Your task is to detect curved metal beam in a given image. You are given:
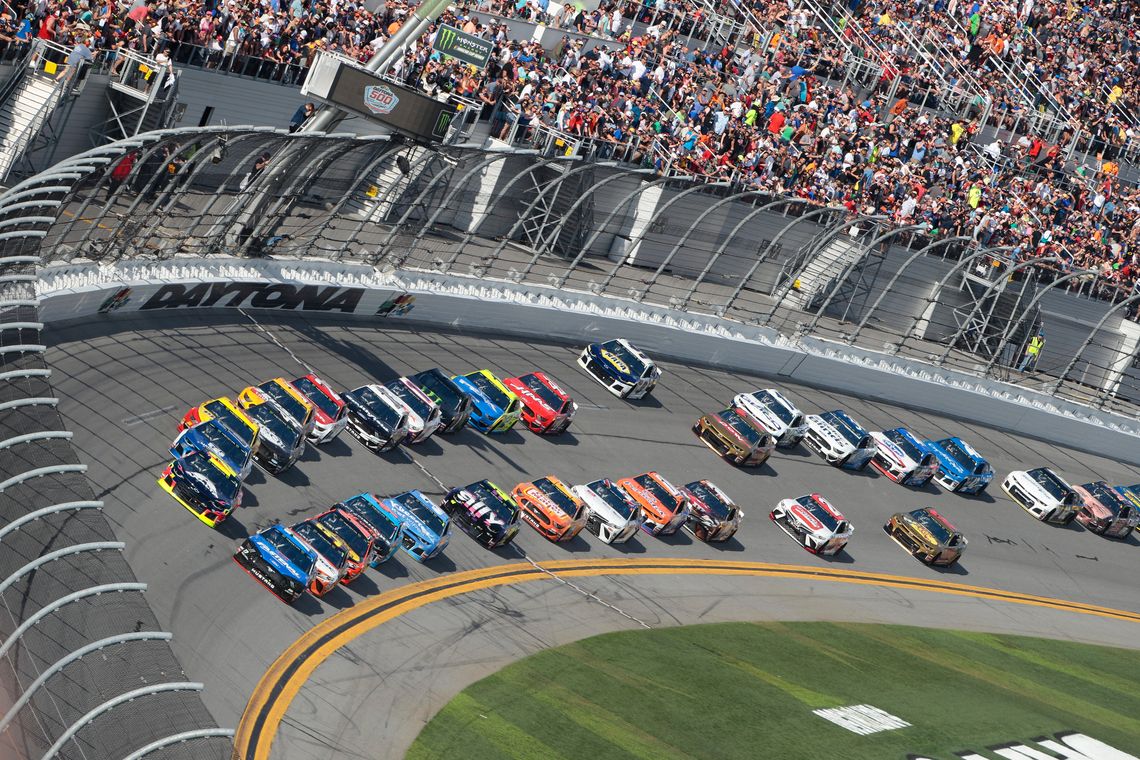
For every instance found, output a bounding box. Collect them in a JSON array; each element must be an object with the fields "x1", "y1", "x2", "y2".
[
  {"x1": 0, "y1": 541, "x2": 122, "y2": 596},
  {"x1": 0, "y1": 501, "x2": 102, "y2": 543},
  {"x1": 41, "y1": 682, "x2": 204, "y2": 760},
  {"x1": 121, "y1": 728, "x2": 237, "y2": 760},
  {"x1": 0, "y1": 430, "x2": 72, "y2": 450},
  {"x1": 1050, "y1": 287, "x2": 1140, "y2": 394},
  {"x1": 0, "y1": 582, "x2": 146, "y2": 659},
  {"x1": 0, "y1": 396, "x2": 56, "y2": 411},
  {"x1": 0, "y1": 463, "x2": 87, "y2": 492}
]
